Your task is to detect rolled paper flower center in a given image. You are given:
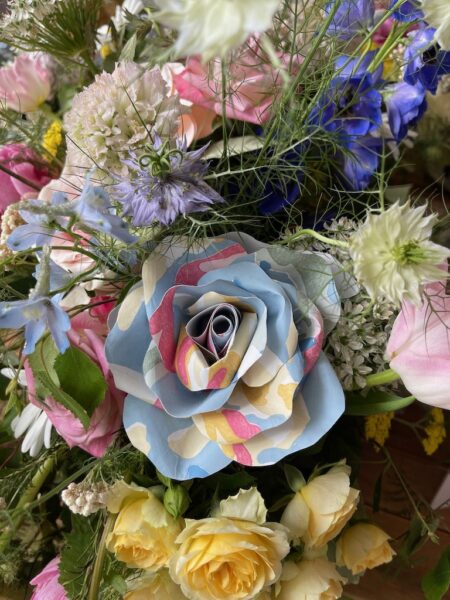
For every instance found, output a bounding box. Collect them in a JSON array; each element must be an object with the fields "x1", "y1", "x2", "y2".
[{"x1": 186, "y1": 303, "x2": 242, "y2": 363}]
